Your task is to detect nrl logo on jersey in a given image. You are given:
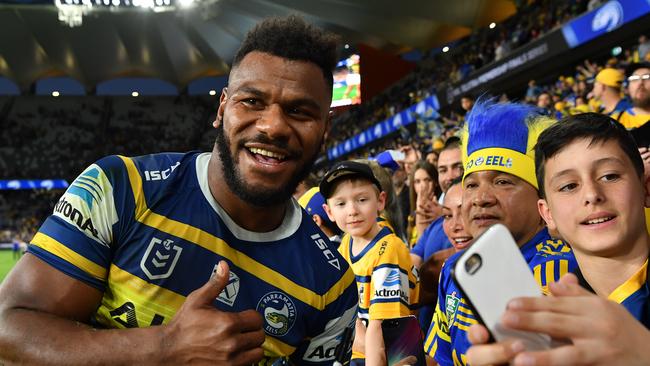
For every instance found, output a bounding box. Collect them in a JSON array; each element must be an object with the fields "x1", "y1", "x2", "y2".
[
  {"x1": 446, "y1": 291, "x2": 460, "y2": 326},
  {"x1": 257, "y1": 292, "x2": 296, "y2": 337},
  {"x1": 140, "y1": 237, "x2": 182, "y2": 280},
  {"x1": 212, "y1": 264, "x2": 240, "y2": 307}
]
